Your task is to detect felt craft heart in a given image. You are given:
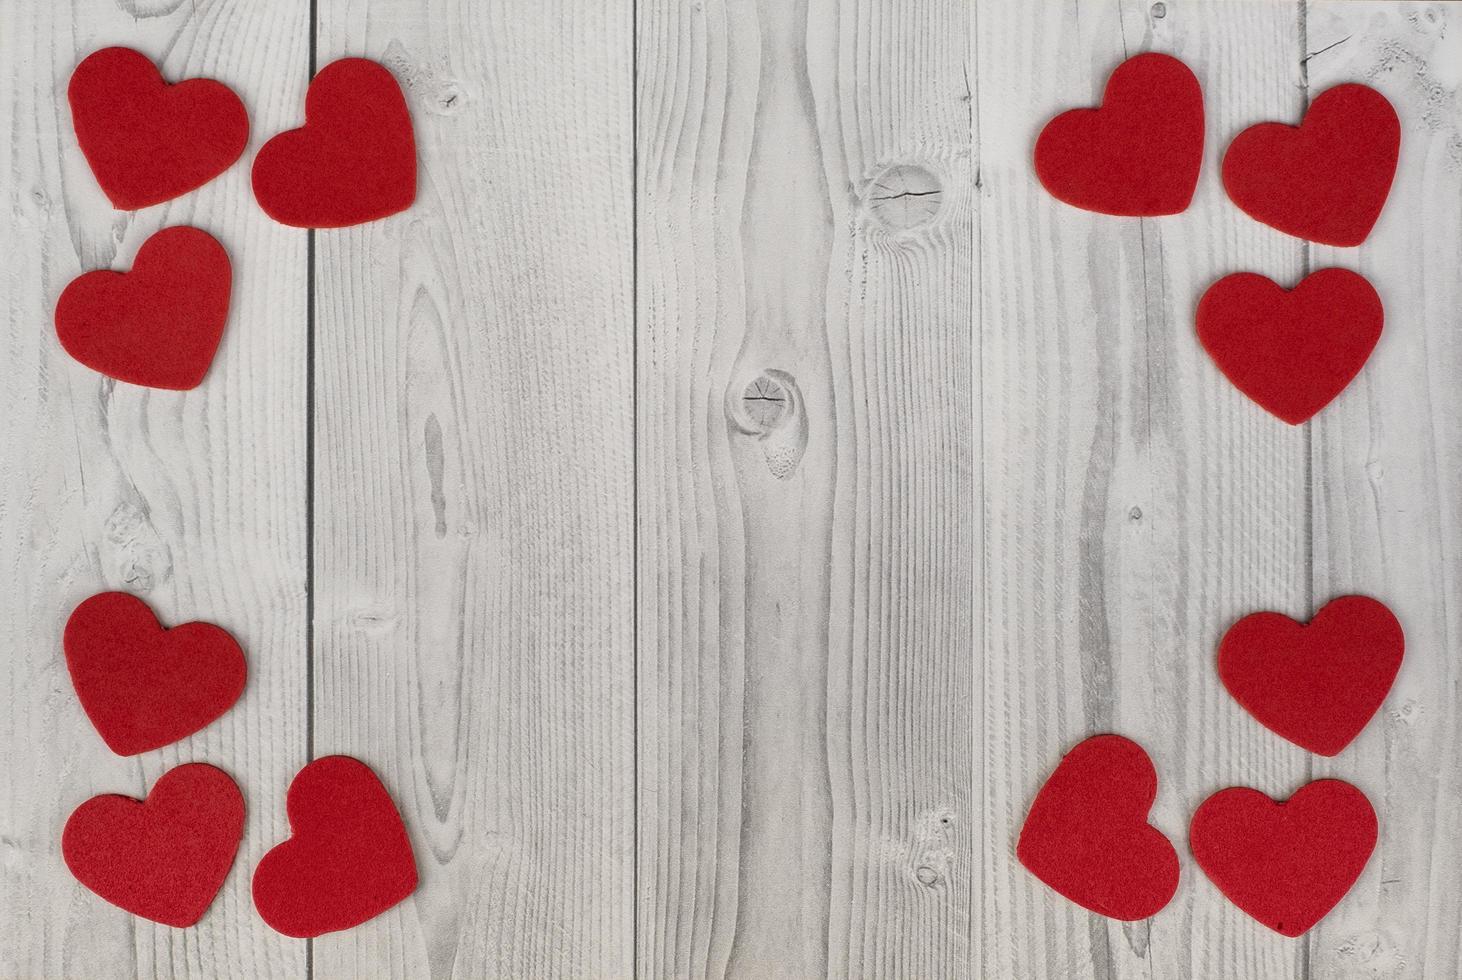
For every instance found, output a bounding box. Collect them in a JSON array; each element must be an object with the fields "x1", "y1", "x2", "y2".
[
  {"x1": 55, "y1": 226, "x2": 233, "y2": 391},
  {"x1": 69, "y1": 47, "x2": 249, "y2": 210},
  {"x1": 64, "y1": 591, "x2": 246, "y2": 756},
  {"x1": 1034, "y1": 52, "x2": 1204, "y2": 216},
  {"x1": 62, "y1": 763, "x2": 244, "y2": 927},
  {"x1": 252, "y1": 58, "x2": 416, "y2": 228},
  {"x1": 1197, "y1": 268, "x2": 1382, "y2": 425},
  {"x1": 1017, "y1": 734, "x2": 1180, "y2": 920},
  {"x1": 253, "y1": 756, "x2": 418, "y2": 937},
  {"x1": 1223, "y1": 84, "x2": 1400, "y2": 246},
  {"x1": 1219, "y1": 595, "x2": 1403, "y2": 757},
  {"x1": 1190, "y1": 780, "x2": 1377, "y2": 937}
]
